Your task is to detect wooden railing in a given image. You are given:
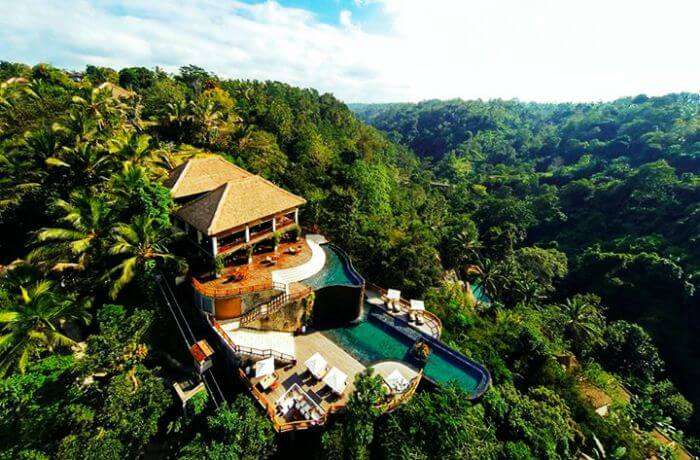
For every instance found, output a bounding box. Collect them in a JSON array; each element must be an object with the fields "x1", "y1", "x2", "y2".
[
  {"x1": 238, "y1": 367, "x2": 328, "y2": 432},
  {"x1": 366, "y1": 282, "x2": 443, "y2": 338},
  {"x1": 380, "y1": 370, "x2": 422, "y2": 413},
  {"x1": 210, "y1": 318, "x2": 296, "y2": 363},
  {"x1": 192, "y1": 276, "x2": 273, "y2": 298}
]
